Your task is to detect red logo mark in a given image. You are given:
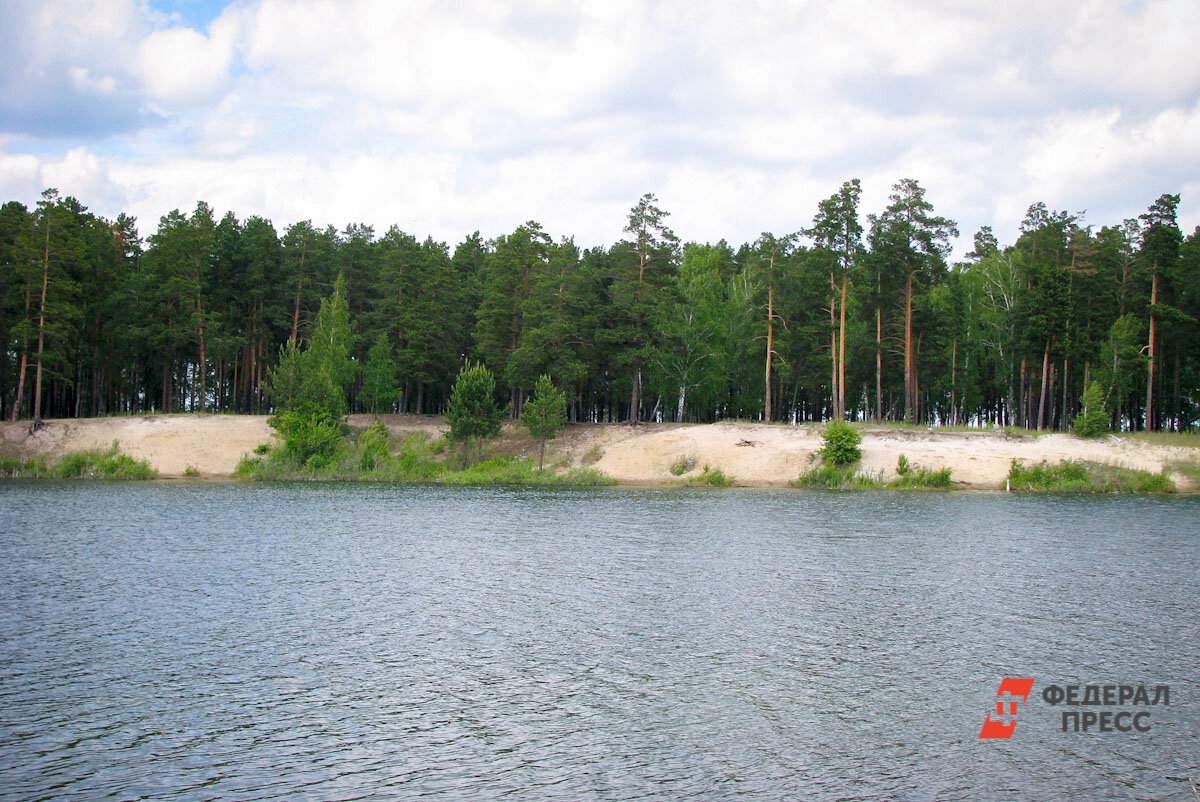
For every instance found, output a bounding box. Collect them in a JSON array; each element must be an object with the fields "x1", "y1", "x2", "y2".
[{"x1": 979, "y1": 678, "x2": 1035, "y2": 739}]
